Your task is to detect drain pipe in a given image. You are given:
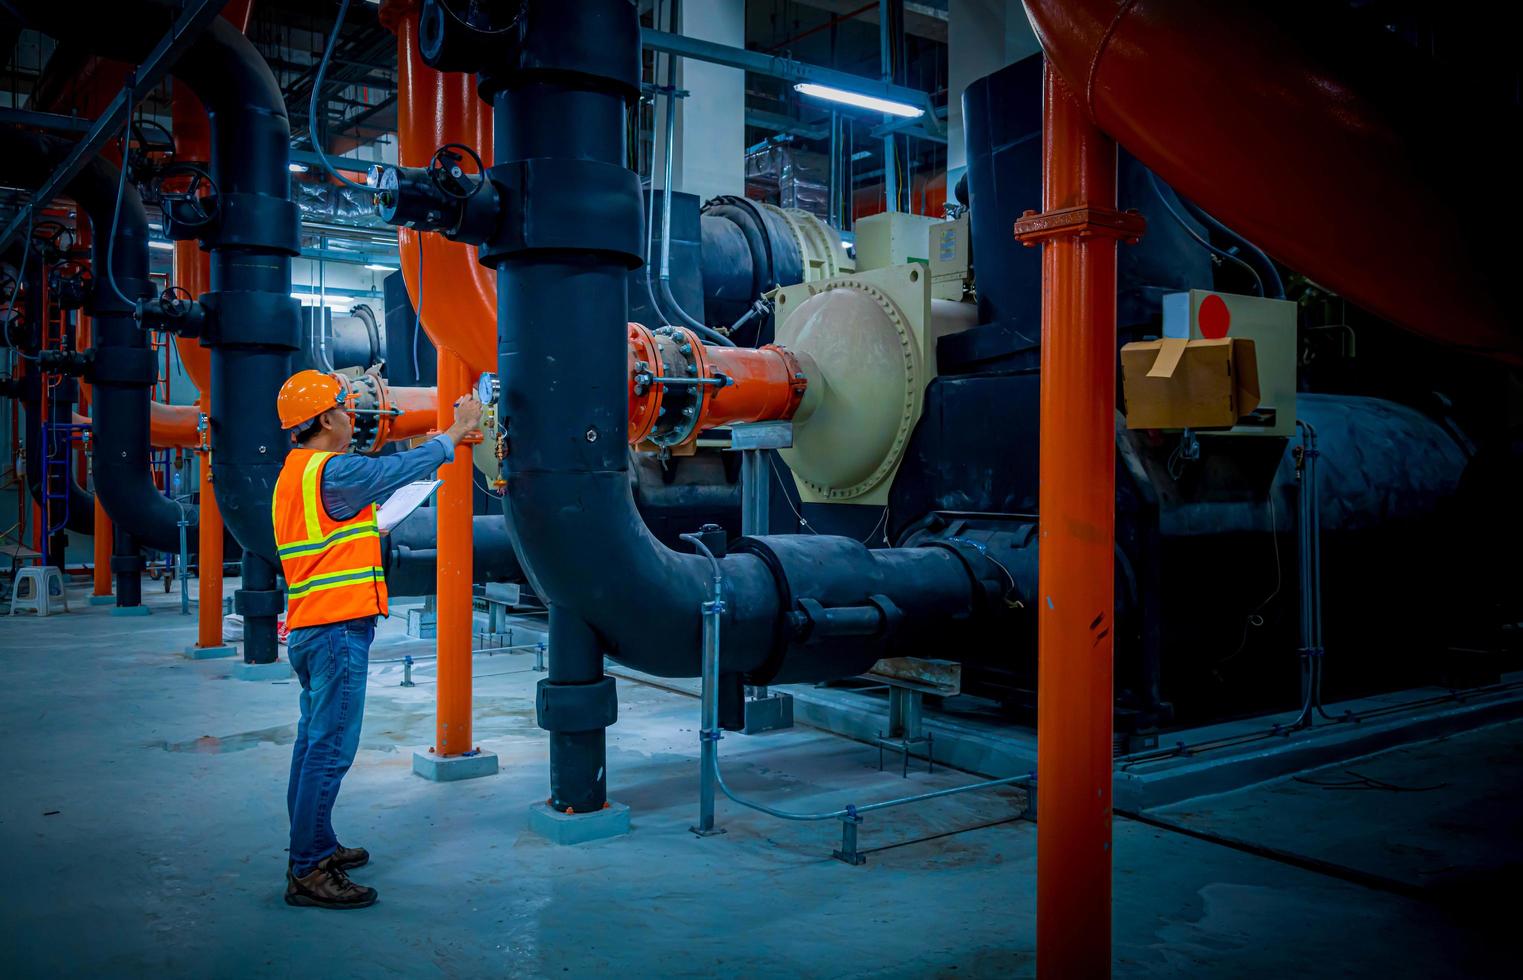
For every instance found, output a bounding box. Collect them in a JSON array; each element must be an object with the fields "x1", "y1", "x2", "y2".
[{"x1": 1293, "y1": 419, "x2": 1324, "y2": 727}]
